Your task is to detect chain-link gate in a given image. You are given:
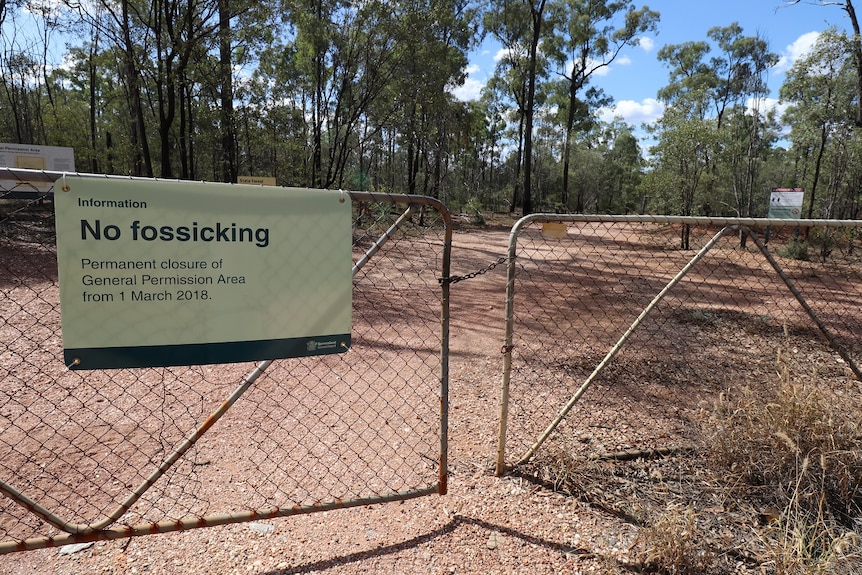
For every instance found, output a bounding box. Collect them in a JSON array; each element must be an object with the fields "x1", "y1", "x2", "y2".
[
  {"x1": 0, "y1": 168, "x2": 451, "y2": 552},
  {"x1": 496, "y1": 215, "x2": 862, "y2": 475}
]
